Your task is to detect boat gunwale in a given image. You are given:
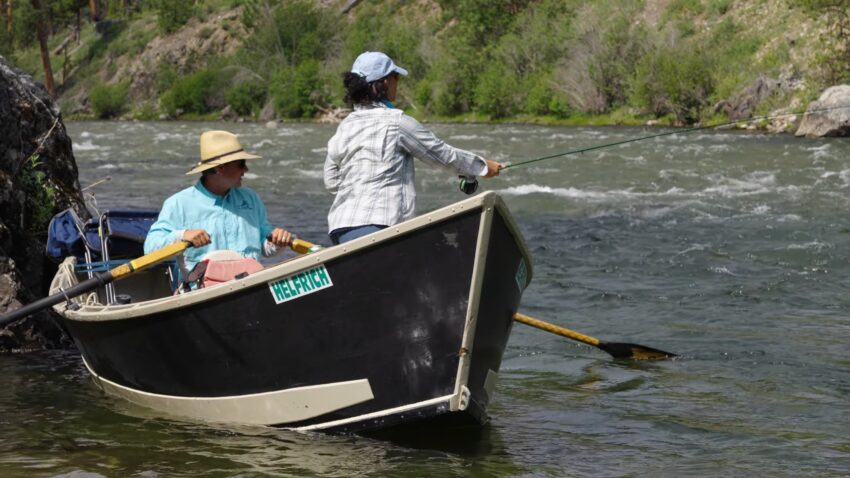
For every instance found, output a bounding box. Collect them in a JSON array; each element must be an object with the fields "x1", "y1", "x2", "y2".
[{"x1": 52, "y1": 191, "x2": 533, "y2": 322}]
